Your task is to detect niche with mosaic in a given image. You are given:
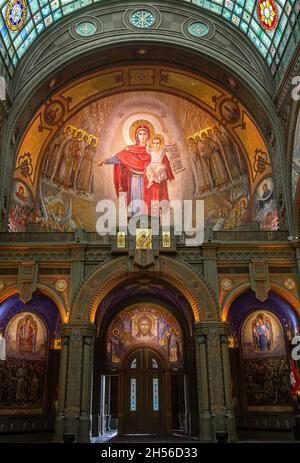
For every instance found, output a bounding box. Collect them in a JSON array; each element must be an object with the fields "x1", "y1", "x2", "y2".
[{"x1": 106, "y1": 304, "x2": 183, "y2": 369}]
